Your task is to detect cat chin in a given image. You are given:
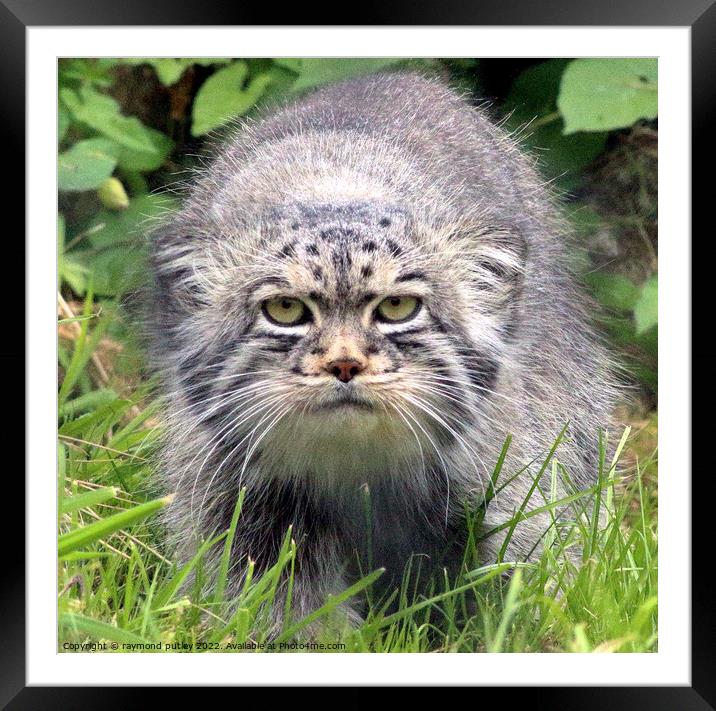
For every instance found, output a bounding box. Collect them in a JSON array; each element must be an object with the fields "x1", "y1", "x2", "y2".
[
  {"x1": 258, "y1": 407, "x2": 428, "y2": 486},
  {"x1": 277, "y1": 405, "x2": 396, "y2": 444},
  {"x1": 305, "y1": 401, "x2": 379, "y2": 424}
]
